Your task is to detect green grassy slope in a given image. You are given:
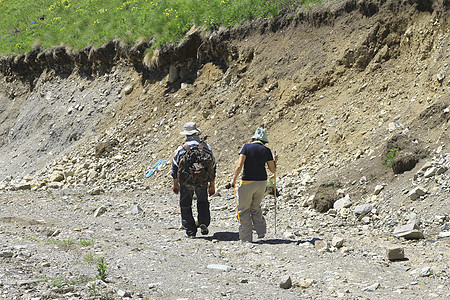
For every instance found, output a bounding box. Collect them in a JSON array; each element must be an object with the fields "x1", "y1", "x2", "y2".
[{"x1": 0, "y1": 0, "x2": 320, "y2": 56}]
